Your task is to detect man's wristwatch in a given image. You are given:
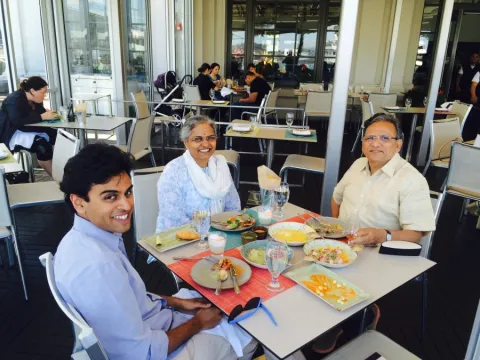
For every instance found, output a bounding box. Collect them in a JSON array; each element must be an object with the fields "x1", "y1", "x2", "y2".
[{"x1": 385, "y1": 230, "x2": 392, "y2": 241}]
